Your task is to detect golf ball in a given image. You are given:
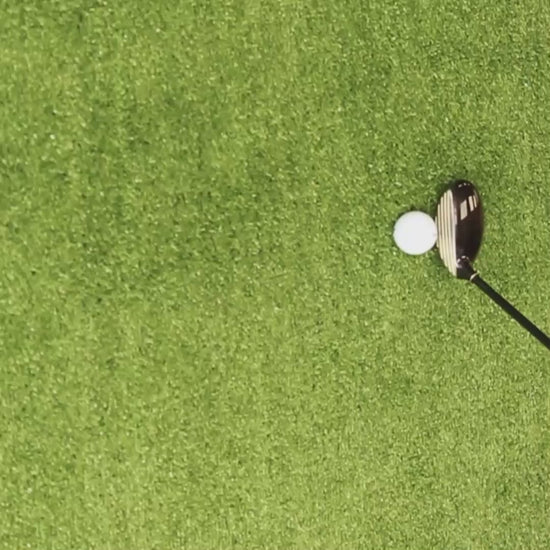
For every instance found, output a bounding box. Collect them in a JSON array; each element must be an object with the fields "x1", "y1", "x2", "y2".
[{"x1": 393, "y1": 211, "x2": 437, "y2": 255}]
